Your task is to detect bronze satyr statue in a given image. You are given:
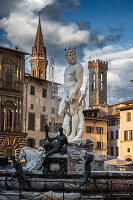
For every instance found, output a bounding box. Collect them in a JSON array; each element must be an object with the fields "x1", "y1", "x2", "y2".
[
  {"x1": 38, "y1": 126, "x2": 68, "y2": 172},
  {"x1": 80, "y1": 154, "x2": 94, "y2": 187},
  {"x1": 11, "y1": 156, "x2": 30, "y2": 186}
]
